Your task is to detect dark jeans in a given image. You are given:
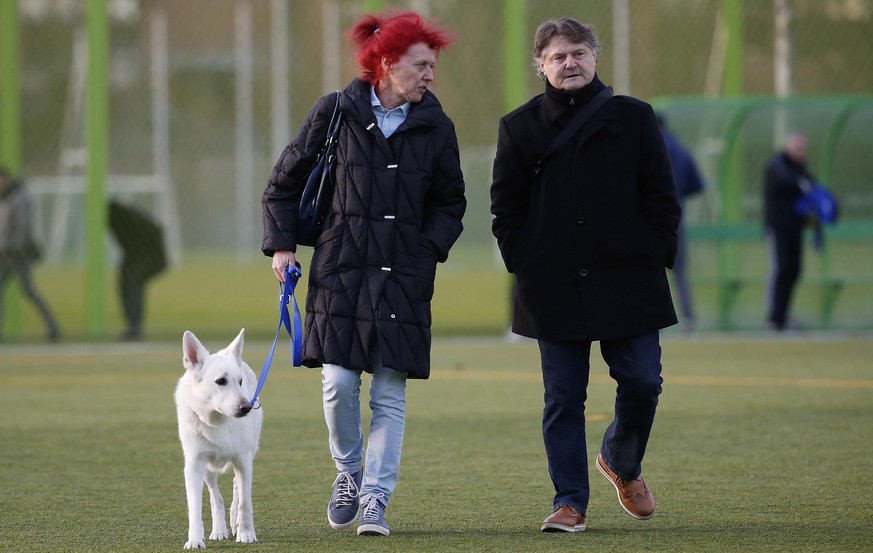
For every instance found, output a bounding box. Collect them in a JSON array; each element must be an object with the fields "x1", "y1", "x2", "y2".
[
  {"x1": 119, "y1": 258, "x2": 153, "y2": 338},
  {"x1": 538, "y1": 332, "x2": 663, "y2": 515},
  {"x1": 766, "y1": 226, "x2": 803, "y2": 329},
  {"x1": 0, "y1": 257, "x2": 59, "y2": 339},
  {"x1": 672, "y1": 223, "x2": 694, "y2": 322}
]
